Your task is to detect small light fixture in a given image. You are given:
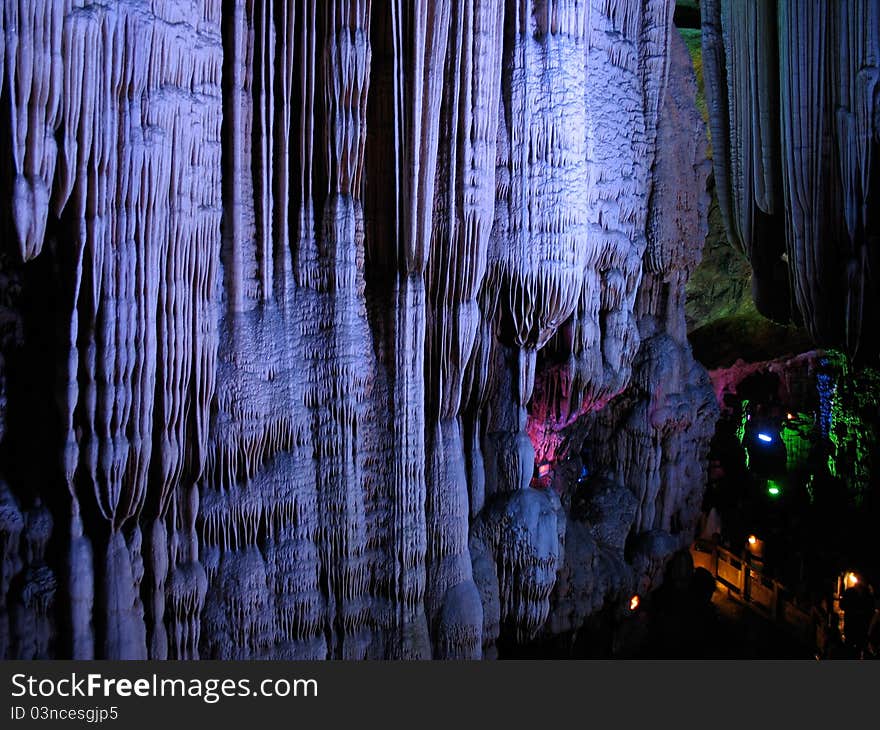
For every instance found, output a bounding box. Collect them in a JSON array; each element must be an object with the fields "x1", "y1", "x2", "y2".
[
  {"x1": 768, "y1": 485, "x2": 781, "y2": 496},
  {"x1": 787, "y1": 412, "x2": 794, "y2": 420},
  {"x1": 845, "y1": 572, "x2": 859, "y2": 589},
  {"x1": 757, "y1": 433, "x2": 773, "y2": 443},
  {"x1": 629, "y1": 595, "x2": 640, "y2": 611},
  {"x1": 748, "y1": 535, "x2": 757, "y2": 546}
]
